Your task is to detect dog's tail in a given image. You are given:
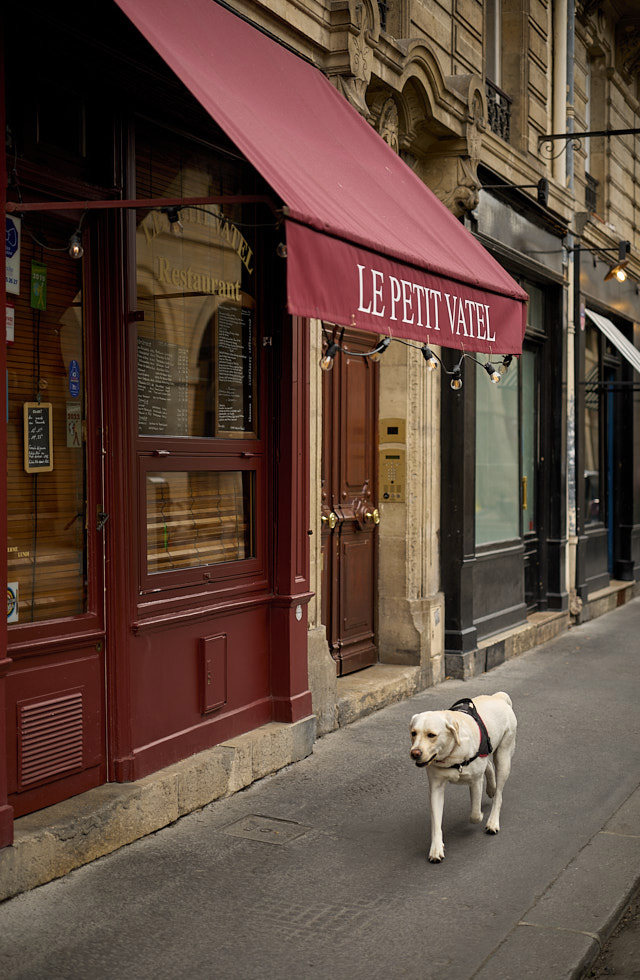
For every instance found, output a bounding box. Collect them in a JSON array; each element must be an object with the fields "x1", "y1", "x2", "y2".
[{"x1": 494, "y1": 691, "x2": 512, "y2": 707}]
